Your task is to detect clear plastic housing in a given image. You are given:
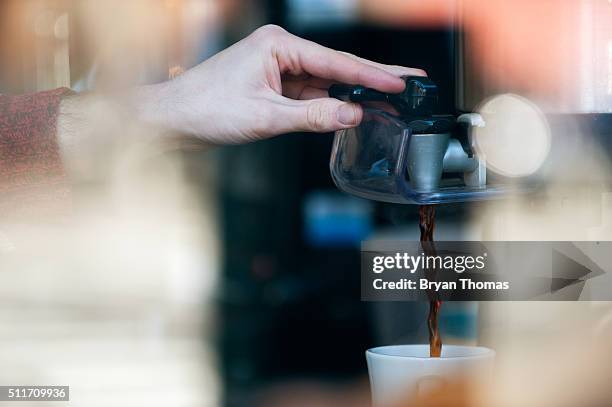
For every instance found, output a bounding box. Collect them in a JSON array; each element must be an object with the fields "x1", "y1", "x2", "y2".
[{"x1": 329, "y1": 109, "x2": 520, "y2": 204}]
